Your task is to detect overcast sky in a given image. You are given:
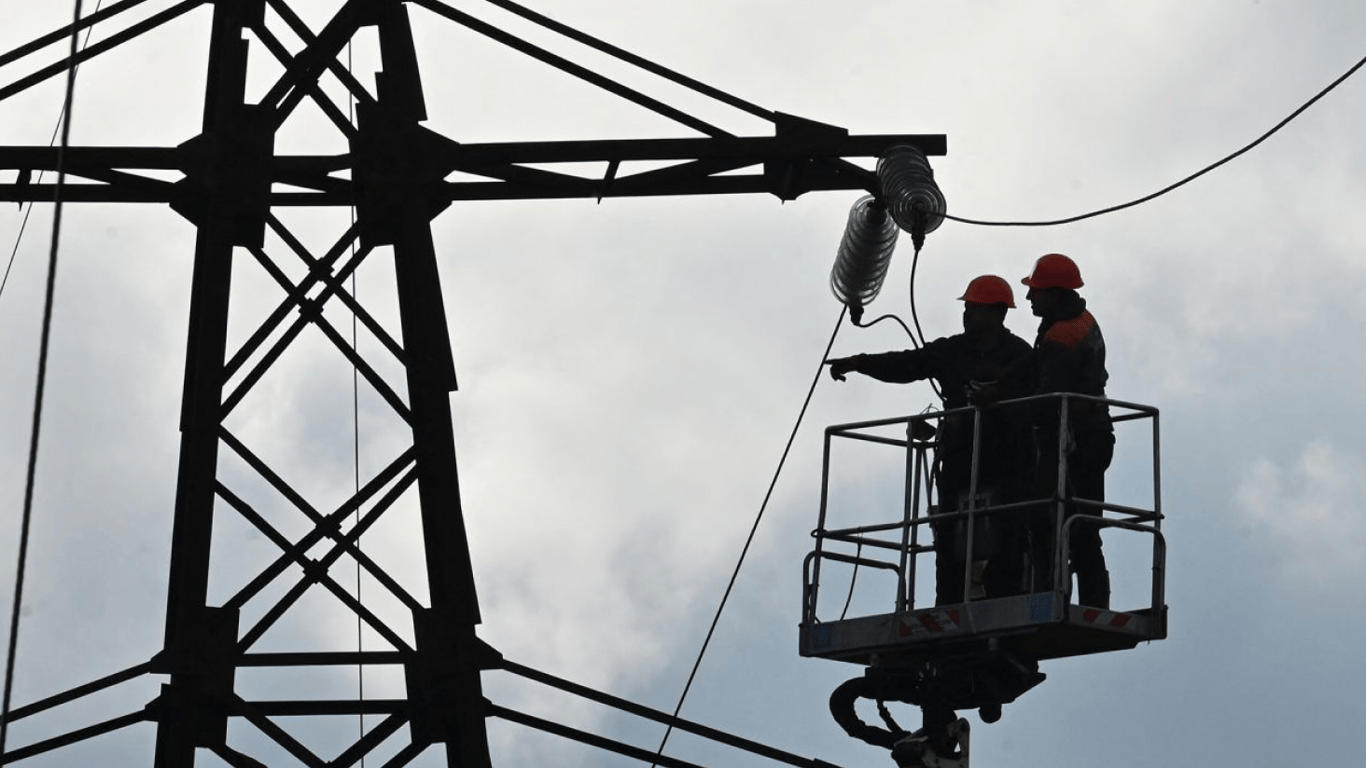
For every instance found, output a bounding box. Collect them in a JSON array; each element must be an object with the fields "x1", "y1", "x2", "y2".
[{"x1": 3, "y1": 1, "x2": 1366, "y2": 766}]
